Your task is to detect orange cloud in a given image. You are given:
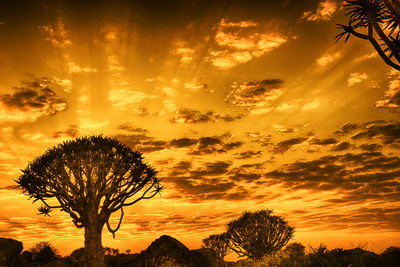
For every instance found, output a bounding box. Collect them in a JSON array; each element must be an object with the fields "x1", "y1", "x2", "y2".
[
  {"x1": 38, "y1": 17, "x2": 72, "y2": 47},
  {"x1": 347, "y1": 72, "x2": 368, "y2": 86},
  {"x1": 208, "y1": 19, "x2": 287, "y2": 69},
  {"x1": 301, "y1": 0, "x2": 338, "y2": 22}
]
